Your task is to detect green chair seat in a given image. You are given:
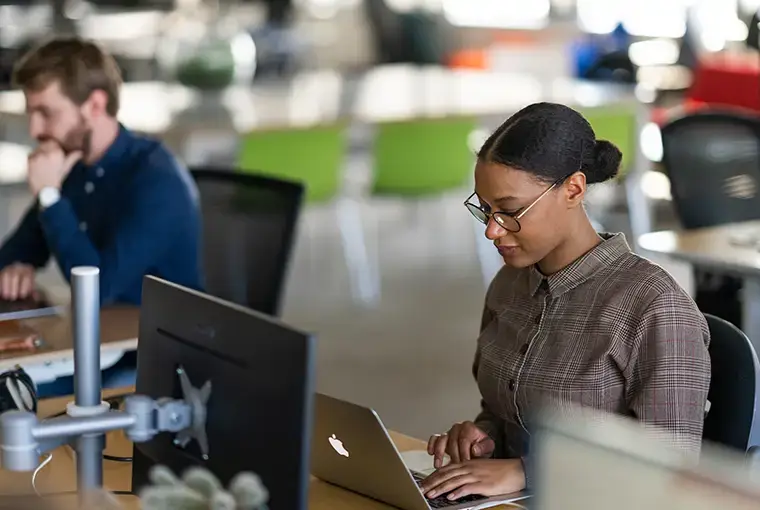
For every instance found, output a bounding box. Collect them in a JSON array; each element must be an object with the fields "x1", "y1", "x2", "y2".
[
  {"x1": 372, "y1": 116, "x2": 478, "y2": 196},
  {"x1": 237, "y1": 124, "x2": 347, "y2": 203}
]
